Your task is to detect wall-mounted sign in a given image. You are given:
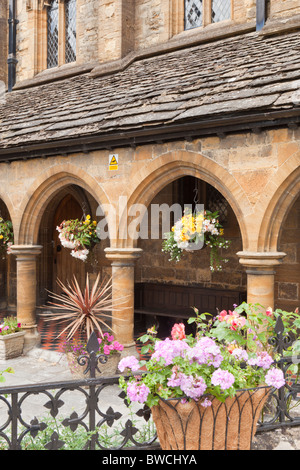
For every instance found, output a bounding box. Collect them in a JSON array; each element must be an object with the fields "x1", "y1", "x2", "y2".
[{"x1": 109, "y1": 154, "x2": 118, "y2": 171}]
